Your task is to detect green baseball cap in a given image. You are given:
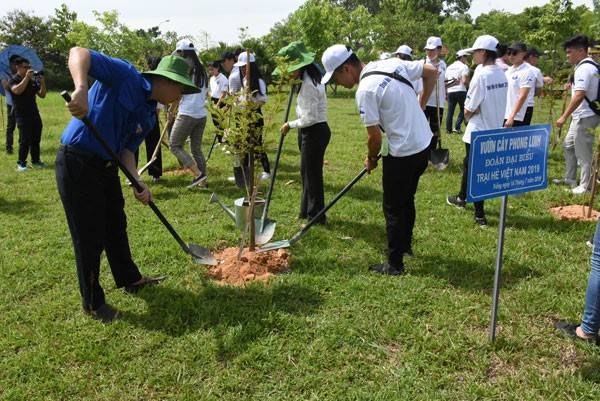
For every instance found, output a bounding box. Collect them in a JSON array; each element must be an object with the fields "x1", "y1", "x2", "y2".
[
  {"x1": 142, "y1": 55, "x2": 200, "y2": 94},
  {"x1": 272, "y1": 41, "x2": 316, "y2": 76}
]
